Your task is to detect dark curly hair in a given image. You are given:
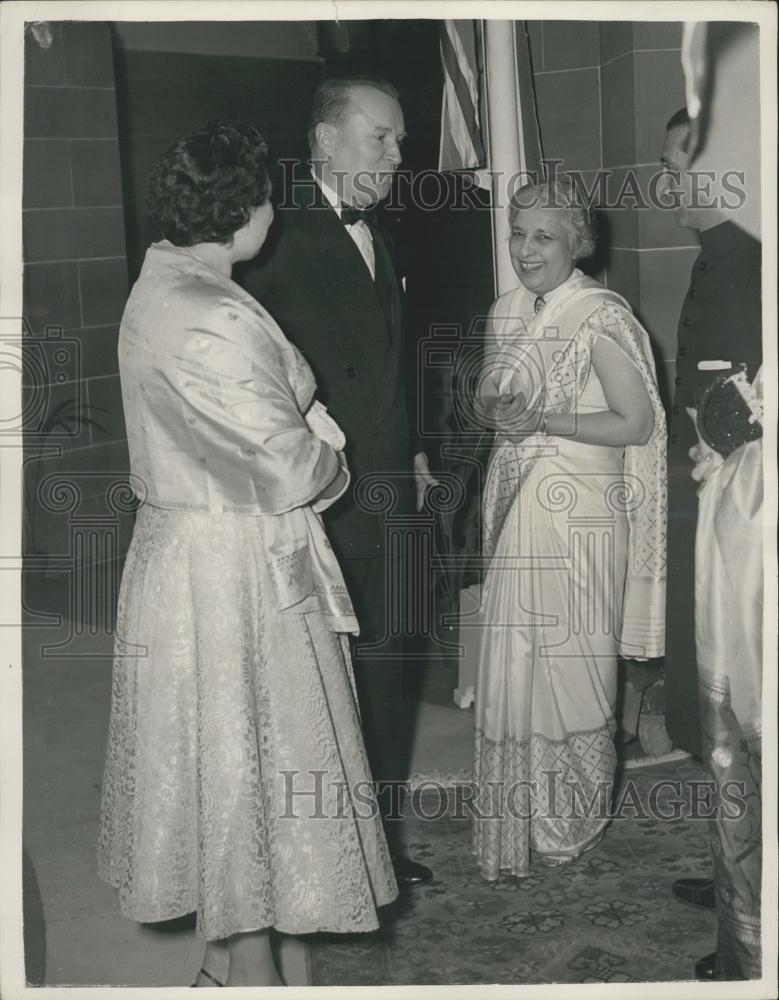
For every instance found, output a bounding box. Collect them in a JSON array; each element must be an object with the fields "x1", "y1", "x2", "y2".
[{"x1": 148, "y1": 121, "x2": 271, "y2": 246}]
